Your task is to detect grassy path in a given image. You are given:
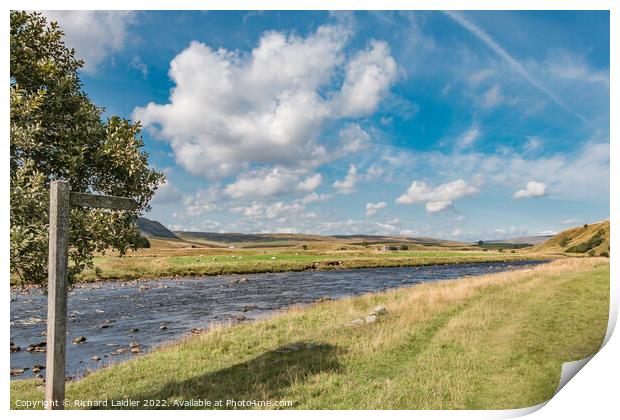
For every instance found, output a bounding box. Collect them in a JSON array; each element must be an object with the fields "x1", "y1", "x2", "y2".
[{"x1": 11, "y1": 258, "x2": 608, "y2": 409}]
